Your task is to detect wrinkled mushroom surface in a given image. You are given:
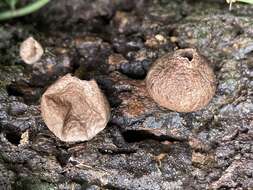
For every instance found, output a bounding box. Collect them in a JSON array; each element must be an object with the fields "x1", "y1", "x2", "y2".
[
  {"x1": 41, "y1": 74, "x2": 110, "y2": 142},
  {"x1": 146, "y1": 48, "x2": 216, "y2": 112},
  {"x1": 20, "y1": 36, "x2": 44, "y2": 64}
]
